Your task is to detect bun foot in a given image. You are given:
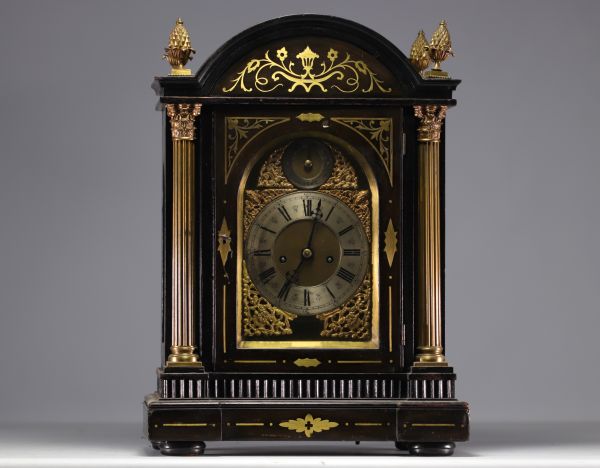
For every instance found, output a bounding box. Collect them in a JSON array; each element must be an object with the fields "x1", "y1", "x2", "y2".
[
  {"x1": 409, "y1": 442, "x2": 455, "y2": 456},
  {"x1": 158, "y1": 441, "x2": 206, "y2": 456}
]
